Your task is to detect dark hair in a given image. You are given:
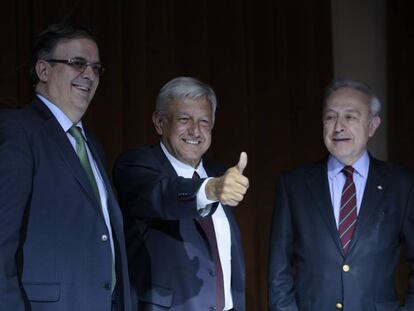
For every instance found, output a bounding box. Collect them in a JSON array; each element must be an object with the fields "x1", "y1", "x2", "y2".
[{"x1": 30, "y1": 22, "x2": 97, "y2": 85}]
